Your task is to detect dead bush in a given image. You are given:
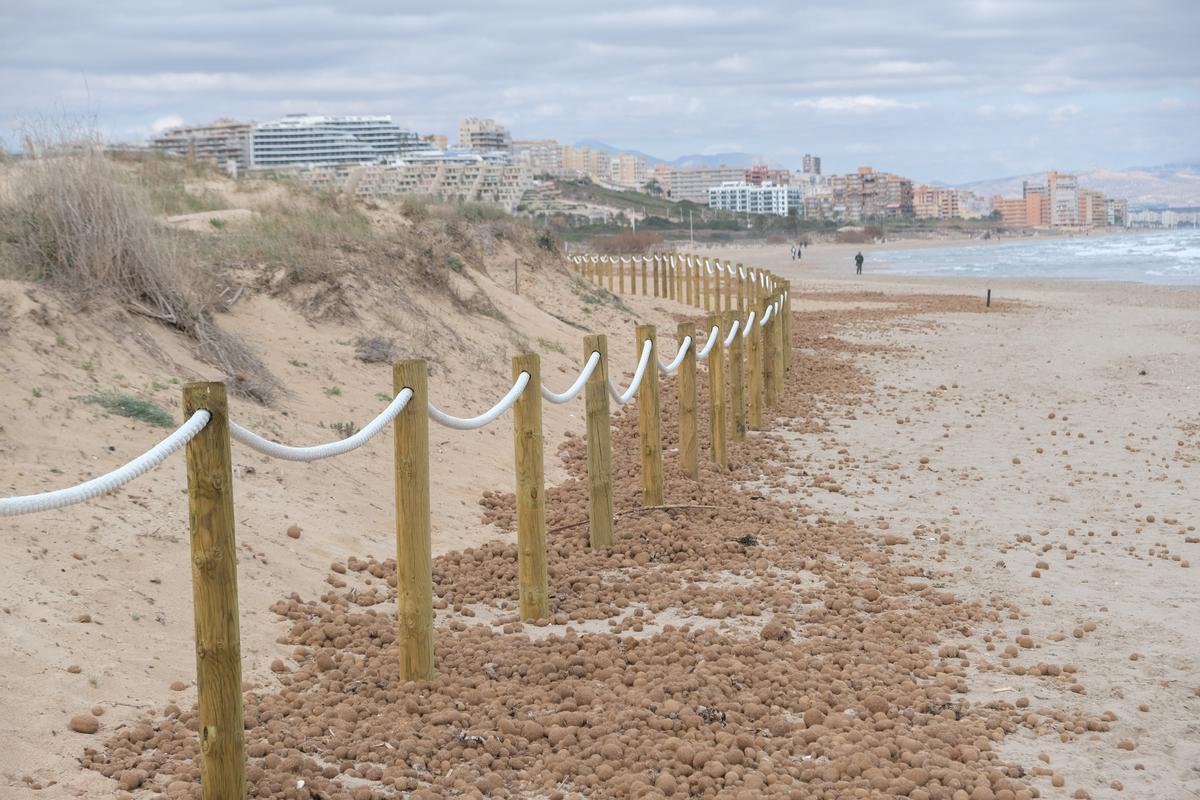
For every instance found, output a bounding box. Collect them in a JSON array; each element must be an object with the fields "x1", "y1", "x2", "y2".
[
  {"x1": 0, "y1": 143, "x2": 280, "y2": 402},
  {"x1": 354, "y1": 336, "x2": 397, "y2": 363},
  {"x1": 590, "y1": 230, "x2": 664, "y2": 255}
]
